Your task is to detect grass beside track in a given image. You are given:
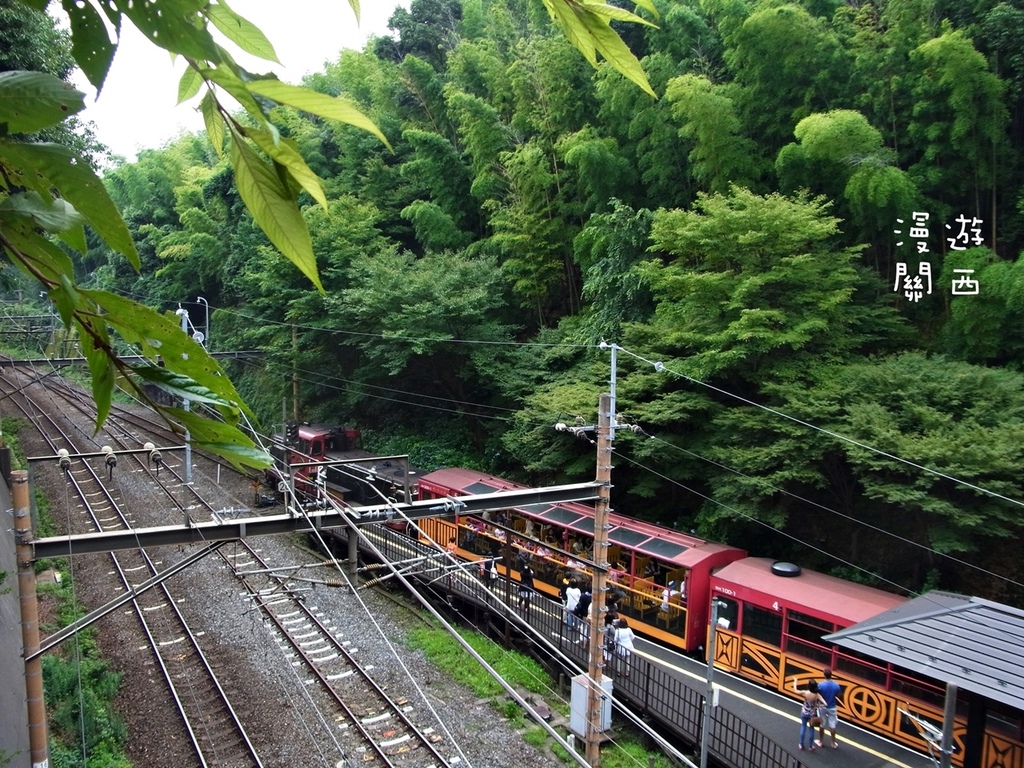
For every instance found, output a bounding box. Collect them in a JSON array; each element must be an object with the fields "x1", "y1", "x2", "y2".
[{"x1": 406, "y1": 623, "x2": 677, "y2": 768}]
